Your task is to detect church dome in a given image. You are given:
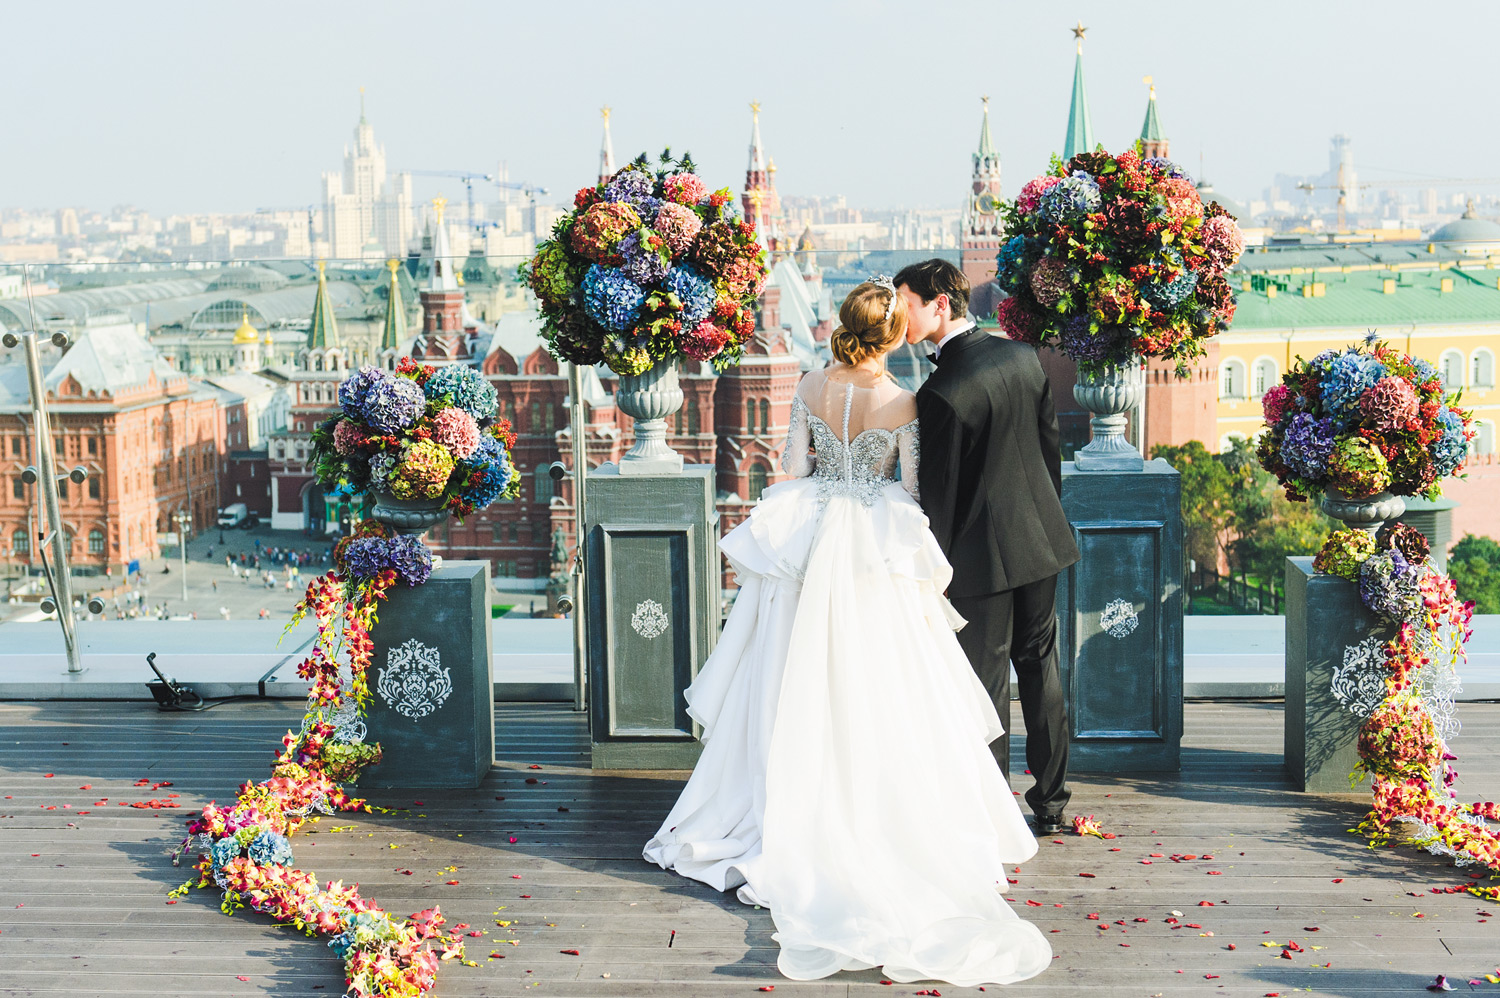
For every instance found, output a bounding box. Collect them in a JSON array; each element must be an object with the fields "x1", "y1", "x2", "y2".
[
  {"x1": 1430, "y1": 201, "x2": 1500, "y2": 253},
  {"x1": 232, "y1": 311, "x2": 259, "y2": 345},
  {"x1": 1196, "y1": 179, "x2": 1248, "y2": 222}
]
